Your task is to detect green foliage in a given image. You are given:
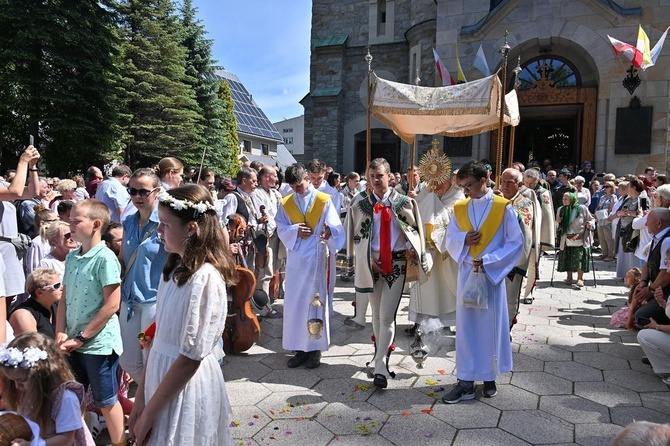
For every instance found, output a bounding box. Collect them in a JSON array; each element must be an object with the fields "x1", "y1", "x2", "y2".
[
  {"x1": 0, "y1": 0, "x2": 122, "y2": 175},
  {"x1": 218, "y1": 81, "x2": 241, "y2": 178}
]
